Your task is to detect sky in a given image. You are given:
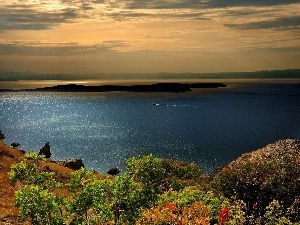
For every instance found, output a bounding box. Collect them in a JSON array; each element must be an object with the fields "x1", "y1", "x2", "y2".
[{"x1": 0, "y1": 0, "x2": 299, "y2": 75}]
